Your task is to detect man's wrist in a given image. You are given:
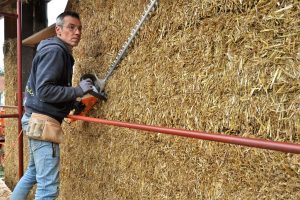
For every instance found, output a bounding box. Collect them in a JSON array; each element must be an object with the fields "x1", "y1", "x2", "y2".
[{"x1": 74, "y1": 87, "x2": 84, "y2": 97}]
